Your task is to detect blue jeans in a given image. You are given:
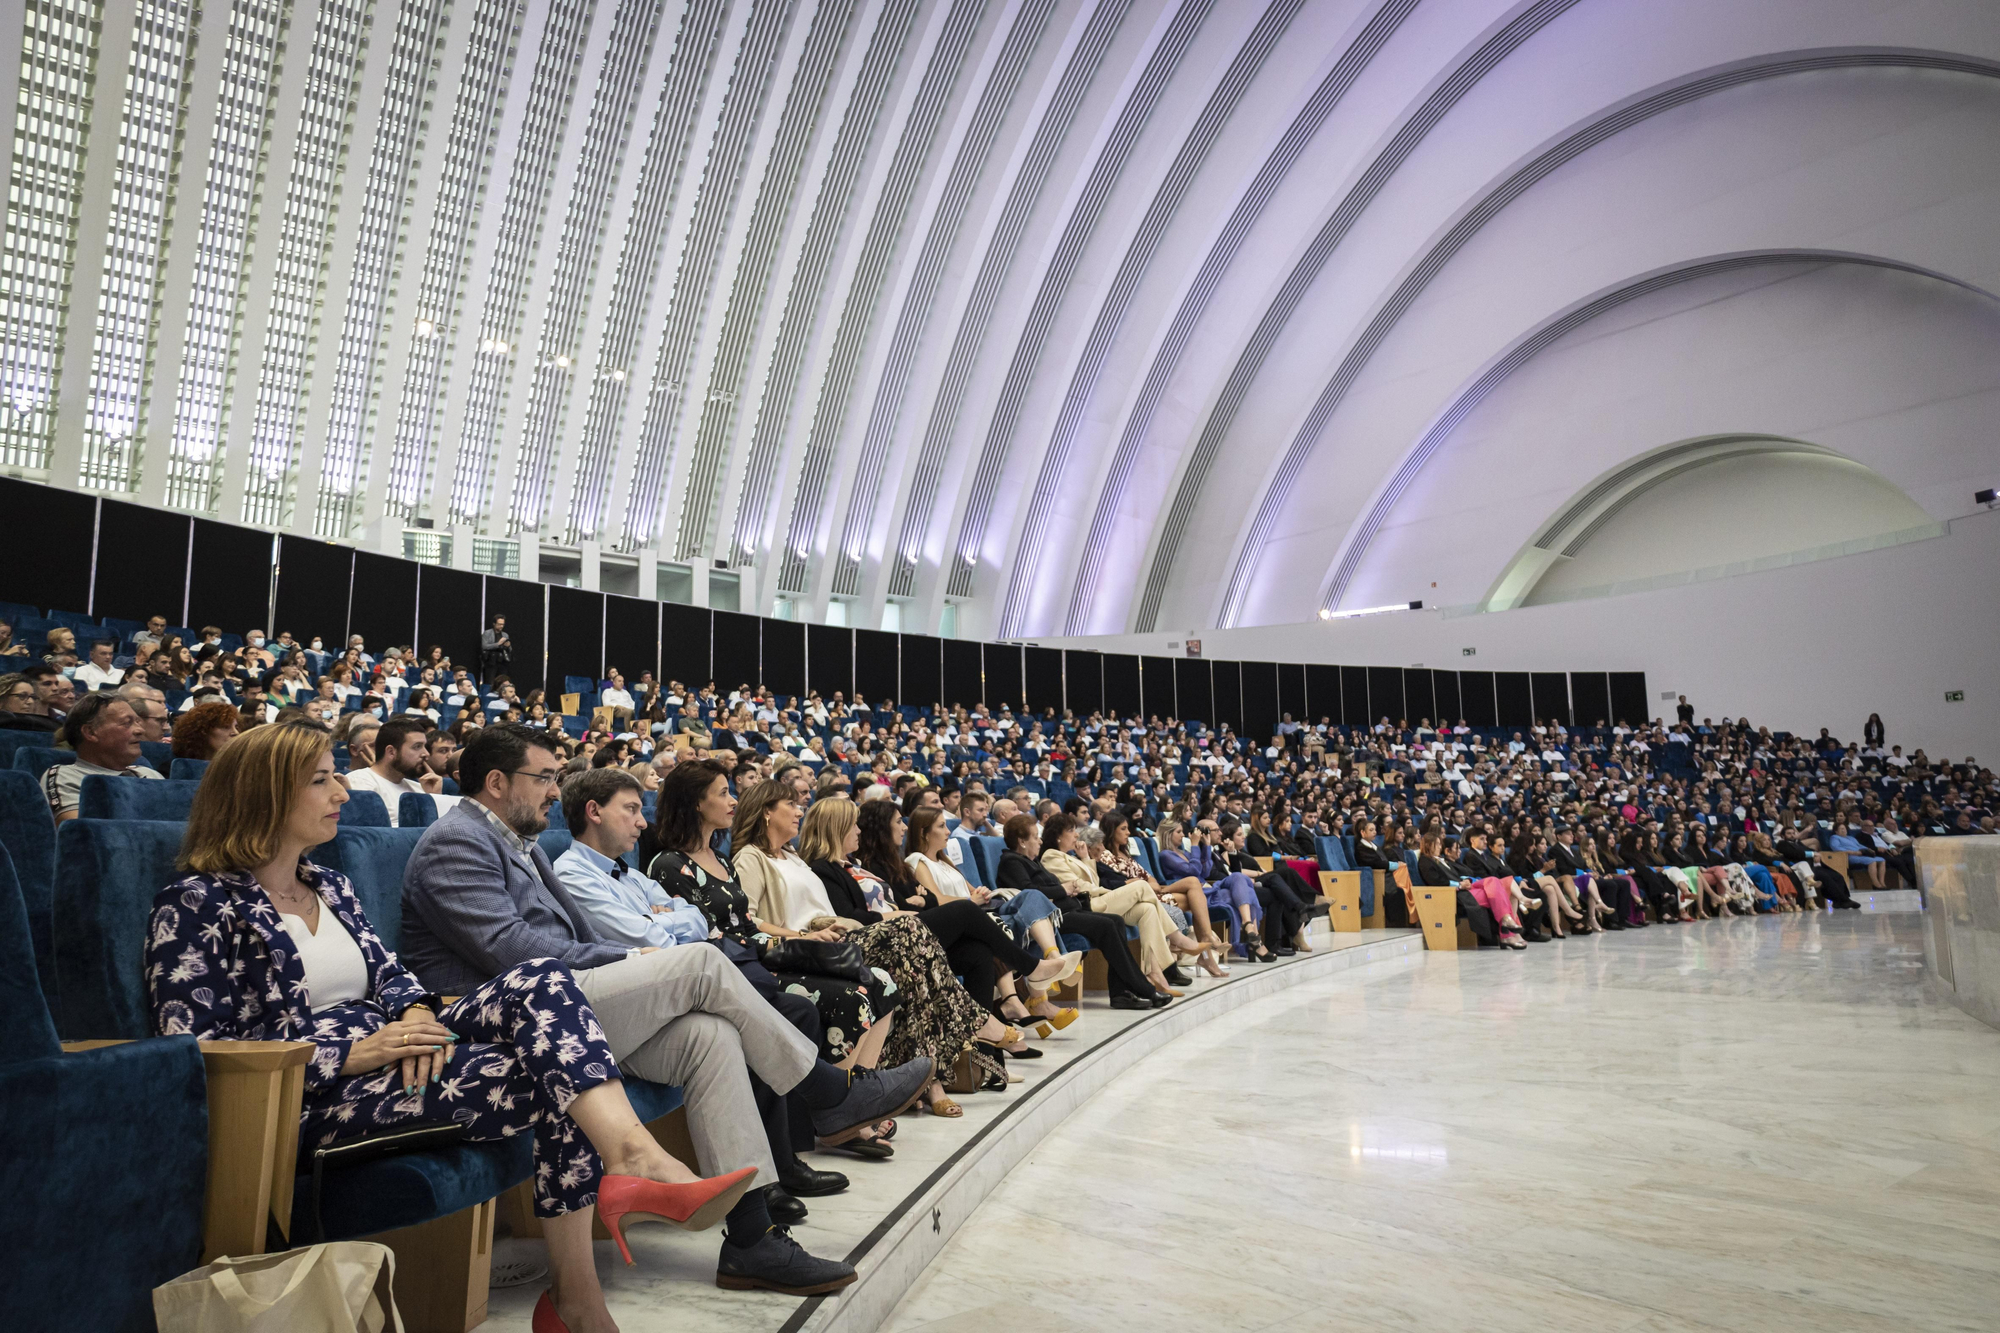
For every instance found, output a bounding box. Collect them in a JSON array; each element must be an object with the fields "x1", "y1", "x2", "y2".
[{"x1": 995, "y1": 888, "x2": 1060, "y2": 949}]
